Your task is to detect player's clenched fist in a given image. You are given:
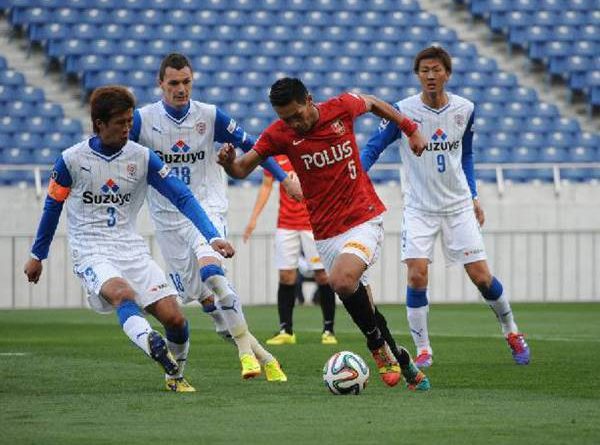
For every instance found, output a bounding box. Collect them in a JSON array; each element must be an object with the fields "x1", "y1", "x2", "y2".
[
  {"x1": 24, "y1": 258, "x2": 43, "y2": 284},
  {"x1": 210, "y1": 239, "x2": 235, "y2": 258},
  {"x1": 217, "y1": 143, "x2": 236, "y2": 167},
  {"x1": 408, "y1": 129, "x2": 427, "y2": 157}
]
